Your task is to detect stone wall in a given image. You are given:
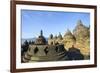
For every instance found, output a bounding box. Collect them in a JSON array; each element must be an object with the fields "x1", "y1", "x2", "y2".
[{"x1": 22, "y1": 44, "x2": 68, "y2": 62}]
